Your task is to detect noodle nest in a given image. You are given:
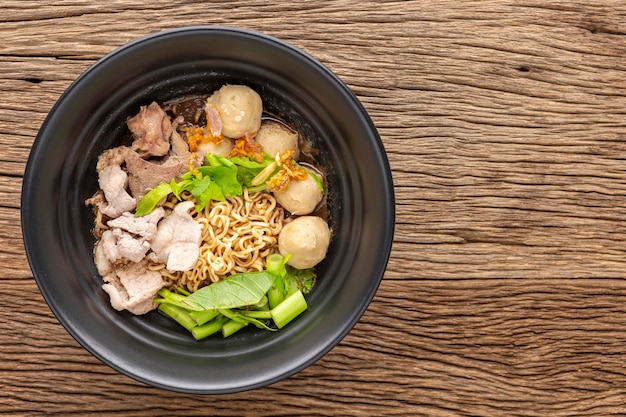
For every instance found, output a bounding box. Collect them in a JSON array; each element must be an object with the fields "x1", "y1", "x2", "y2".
[{"x1": 150, "y1": 189, "x2": 285, "y2": 292}]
